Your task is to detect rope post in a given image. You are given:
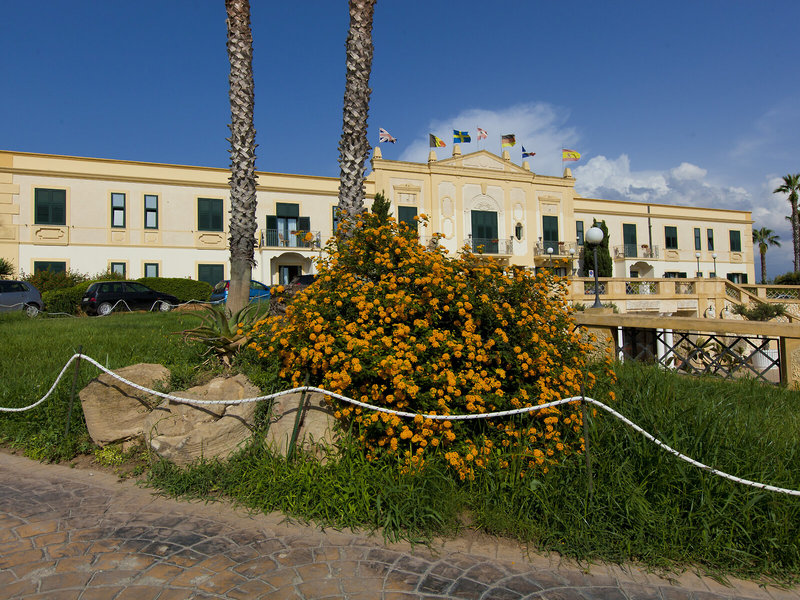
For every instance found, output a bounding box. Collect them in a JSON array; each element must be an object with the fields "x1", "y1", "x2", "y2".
[
  {"x1": 581, "y1": 383, "x2": 594, "y2": 494},
  {"x1": 287, "y1": 373, "x2": 310, "y2": 461},
  {"x1": 64, "y1": 346, "x2": 83, "y2": 440}
]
